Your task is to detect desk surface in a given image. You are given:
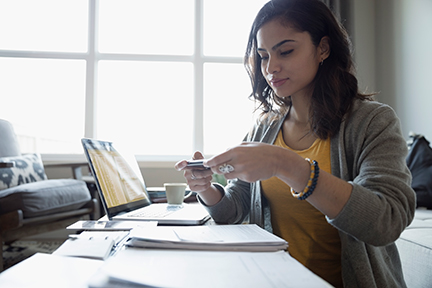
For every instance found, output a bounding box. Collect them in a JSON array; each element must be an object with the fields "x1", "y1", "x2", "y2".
[
  {"x1": 0, "y1": 253, "x2": 104, "y2": 288},
  {"x1": 0, "y1": 224, "x2": 332, "y2": 288},
  {"x1": 0, "y1": 249, "x2": 332, "y2": 288}
]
